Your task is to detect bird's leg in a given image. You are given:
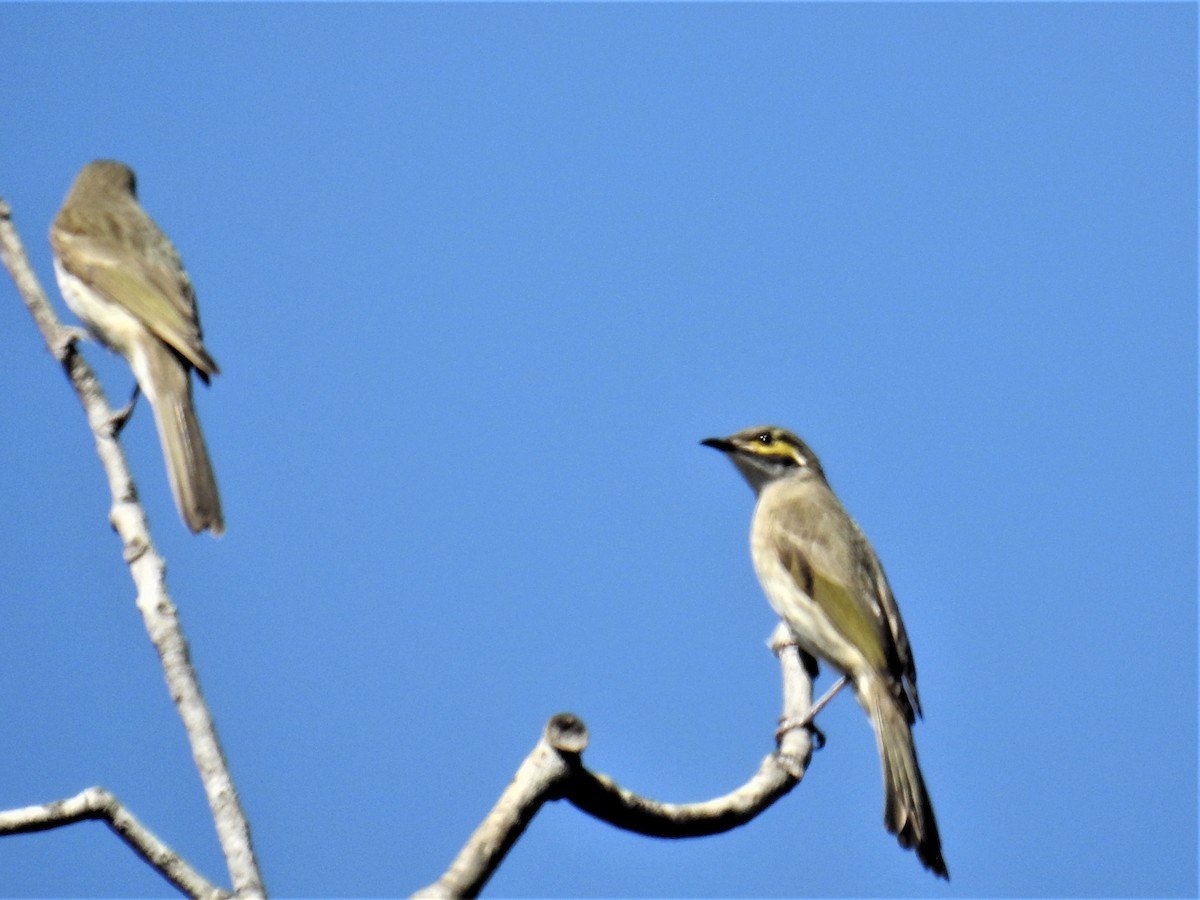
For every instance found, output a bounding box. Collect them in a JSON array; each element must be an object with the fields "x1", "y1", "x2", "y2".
[
  {"x1": 108, "y1": 383, "x2": 141, "y2": 435},
  {"x1": 777, "y1": 714, "x2": 826, "y2": 750},
  {"x1": 804, "y1": 674, "x2": 850, "y2": 723},
  {"x1": 776, "y1": 675, "x2": 850, "y2": 749}
]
